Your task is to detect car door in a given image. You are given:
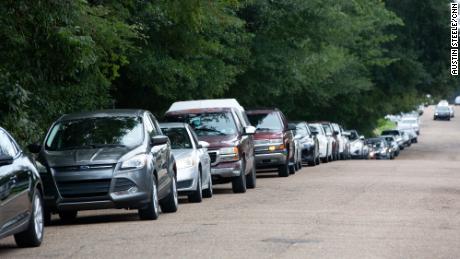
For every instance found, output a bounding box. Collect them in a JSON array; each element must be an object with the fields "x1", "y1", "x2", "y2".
[
  {"x1": 145, "y1": 114, "x2": 169, "y2": 195},
  {"x1": 189, "y1": 126, "x2": 211, "y2": 185},
  {"x1": 0, "y1": 130, "x2": 30, "y2": 231},
  {"x1": 152, "y1": 115, "x2": 172, "y2": 193}
]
